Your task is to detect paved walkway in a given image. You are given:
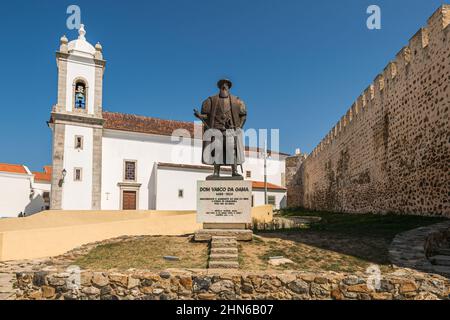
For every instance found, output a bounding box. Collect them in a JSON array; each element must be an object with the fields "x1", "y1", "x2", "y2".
[
  {"x1": 0, "y1": 273, "x2": 14, "y2": 300},
  {"x1": 389, "y1": 220, "x2": 450, "y2": 277},
  {"x1": 0, "y1": 258, "x2": 60, "y2": 300},
  {"x1": 429, "y1": 245, "x2": 450, "y2": 275}
]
